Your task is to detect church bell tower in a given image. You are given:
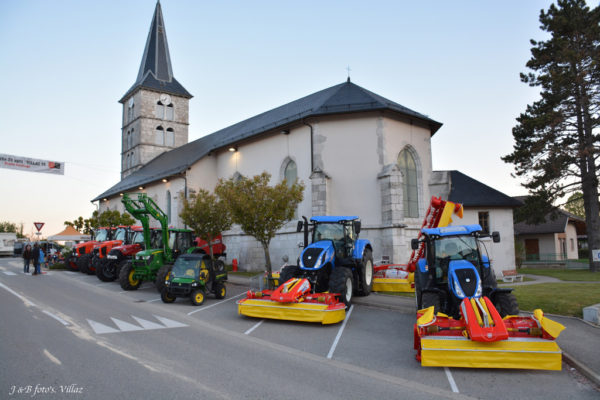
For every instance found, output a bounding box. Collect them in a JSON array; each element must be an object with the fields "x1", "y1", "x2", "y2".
[{"x1": 119, "y1": 1, "x2": 192, "y2": 179}]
